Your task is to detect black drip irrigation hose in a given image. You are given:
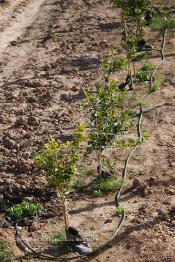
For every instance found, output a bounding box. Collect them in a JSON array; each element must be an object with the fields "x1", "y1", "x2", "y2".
[
  {"x1": 142, "y1": 28, "x2": 167, "y2": 100},
  {"x1": 12, "y1": 28, "x2": 167, "y2": 262}
]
